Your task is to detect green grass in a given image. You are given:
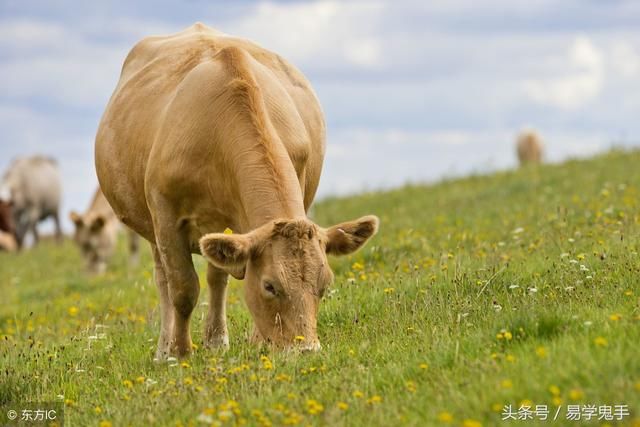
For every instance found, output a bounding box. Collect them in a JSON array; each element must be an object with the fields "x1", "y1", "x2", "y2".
[{"x1": 1, "y1": 149, "x2": 639, "y2": 427}]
